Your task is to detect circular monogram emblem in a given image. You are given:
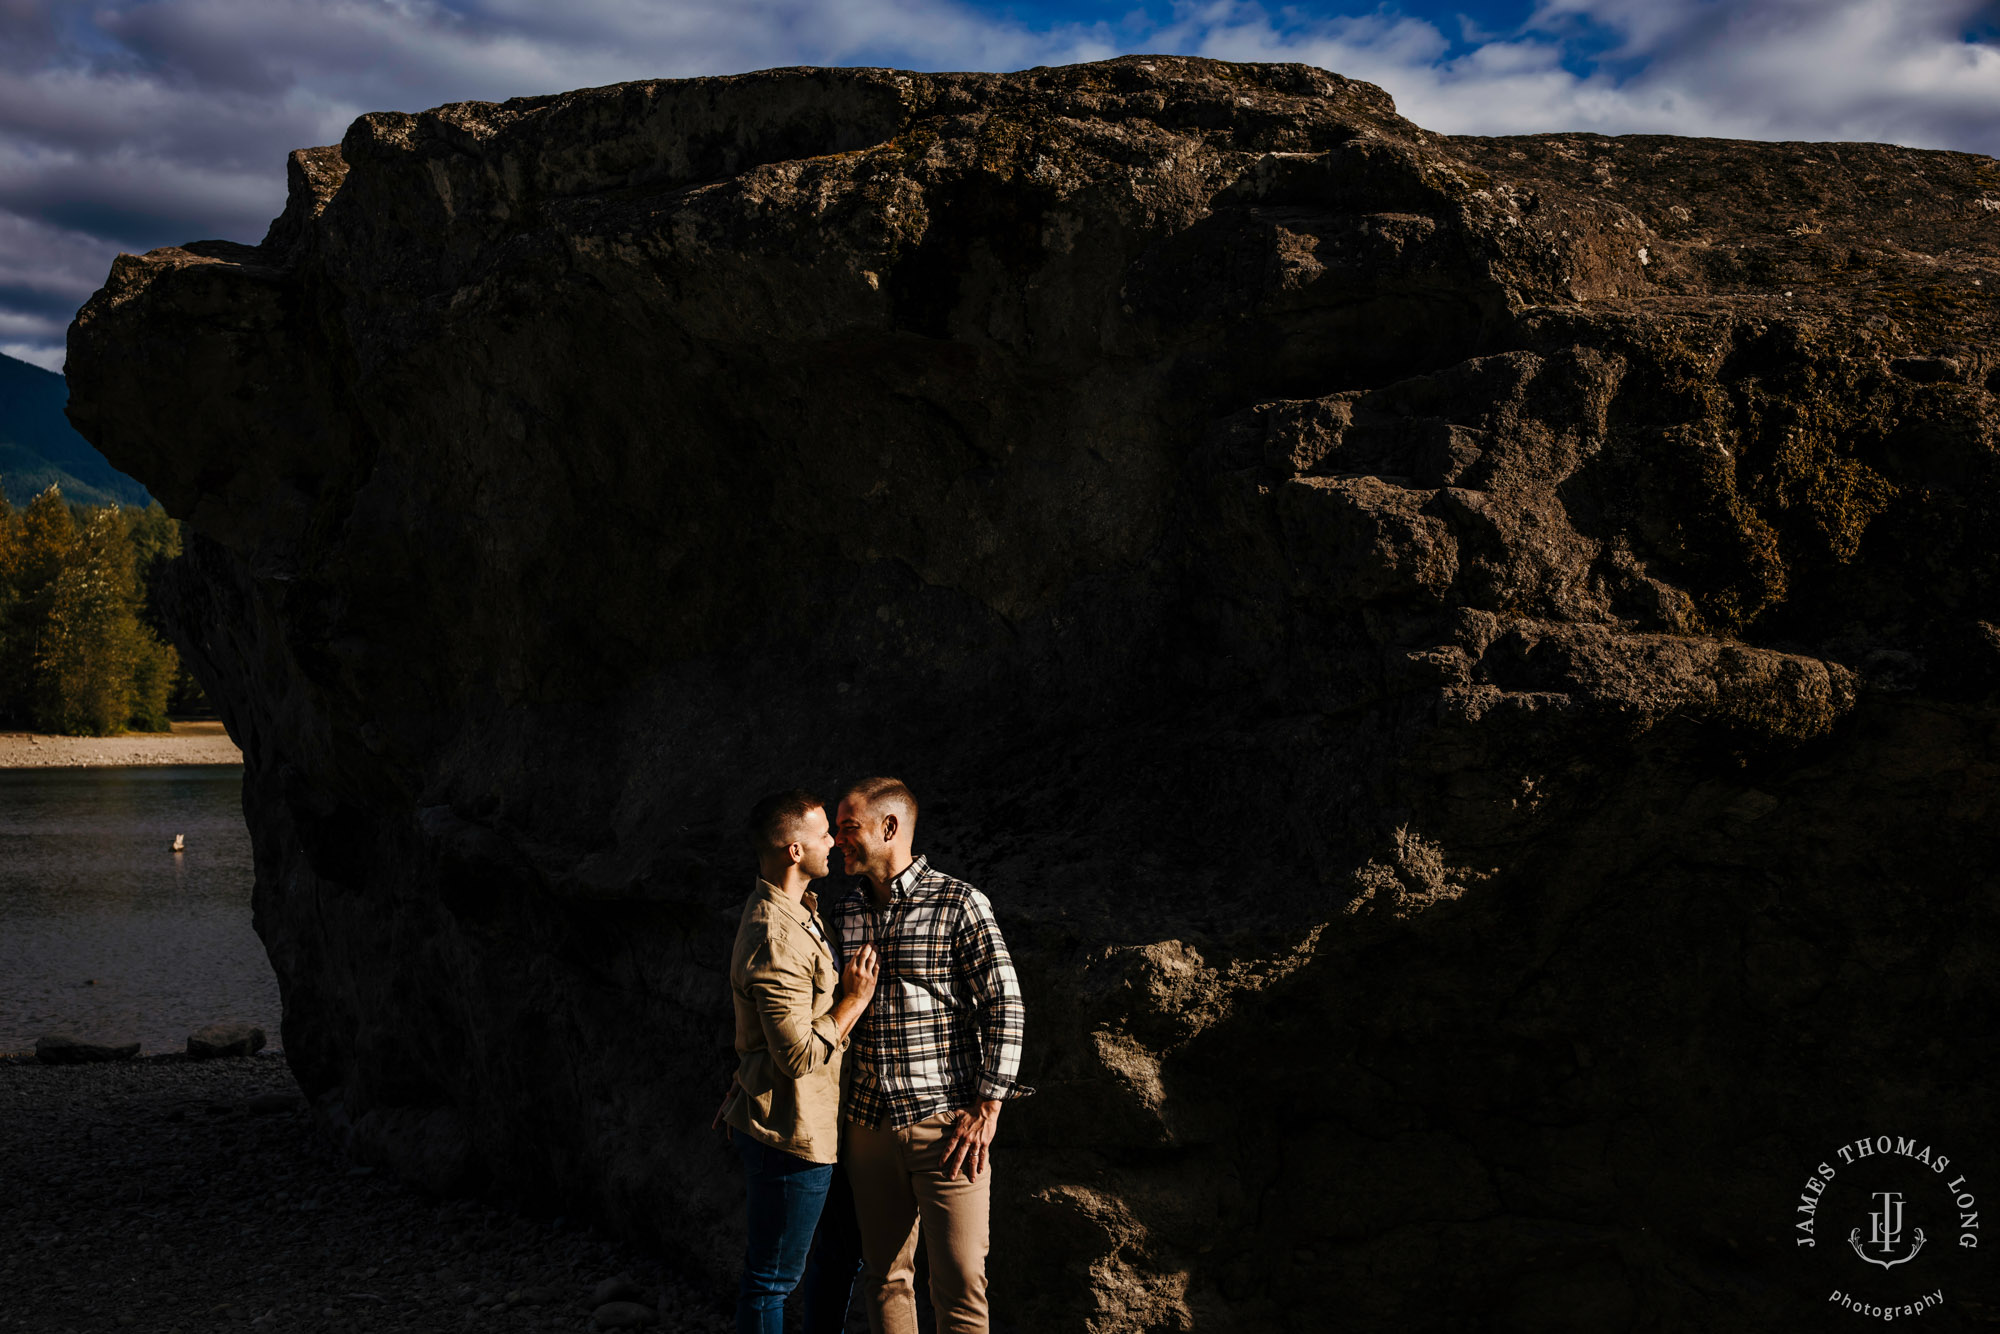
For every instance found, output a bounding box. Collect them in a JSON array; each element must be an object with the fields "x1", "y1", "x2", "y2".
[{"x1": 1793, "y1": 1135, "x2": 1981, "y2": 1320}]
